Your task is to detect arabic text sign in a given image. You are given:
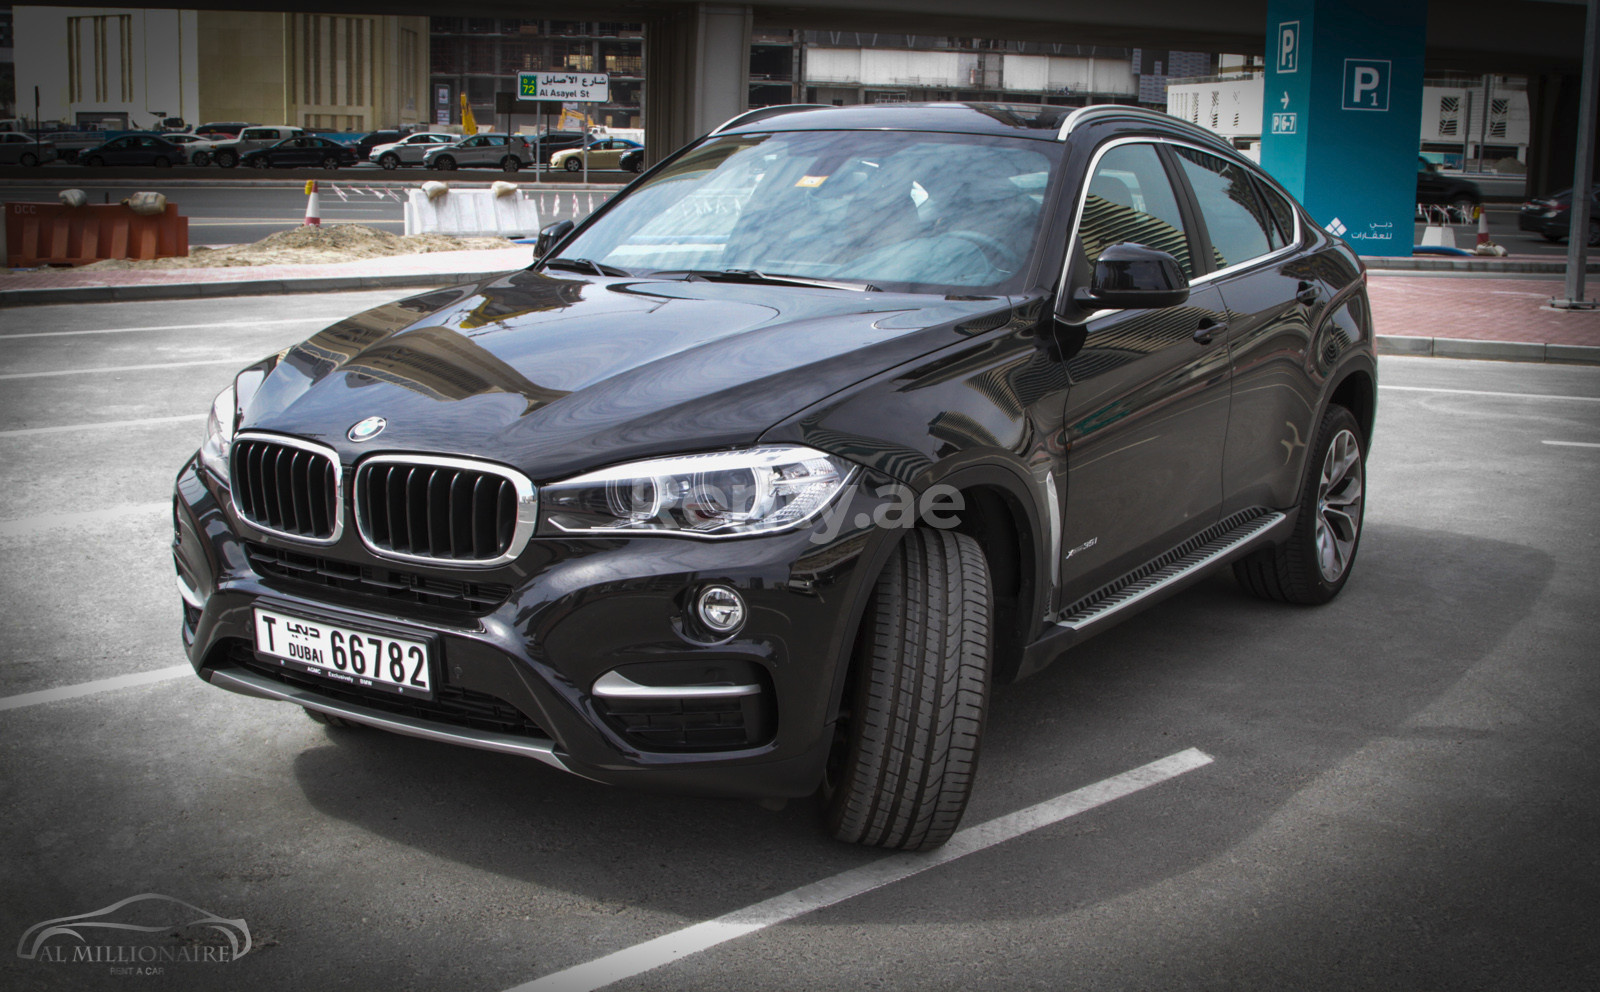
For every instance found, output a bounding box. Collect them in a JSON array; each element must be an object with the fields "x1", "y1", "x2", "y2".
[{"x1": 518, "y1": 72, "x2": 609, "y2": 103}]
